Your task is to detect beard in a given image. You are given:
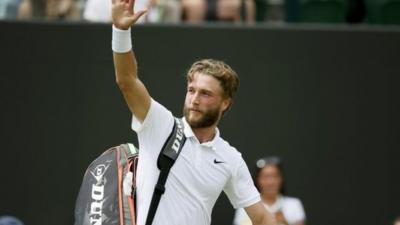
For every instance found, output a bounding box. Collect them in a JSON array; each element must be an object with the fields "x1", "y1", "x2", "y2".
[{"x1": 183, "y1": 104, "x2": 221, "y2": 129}]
